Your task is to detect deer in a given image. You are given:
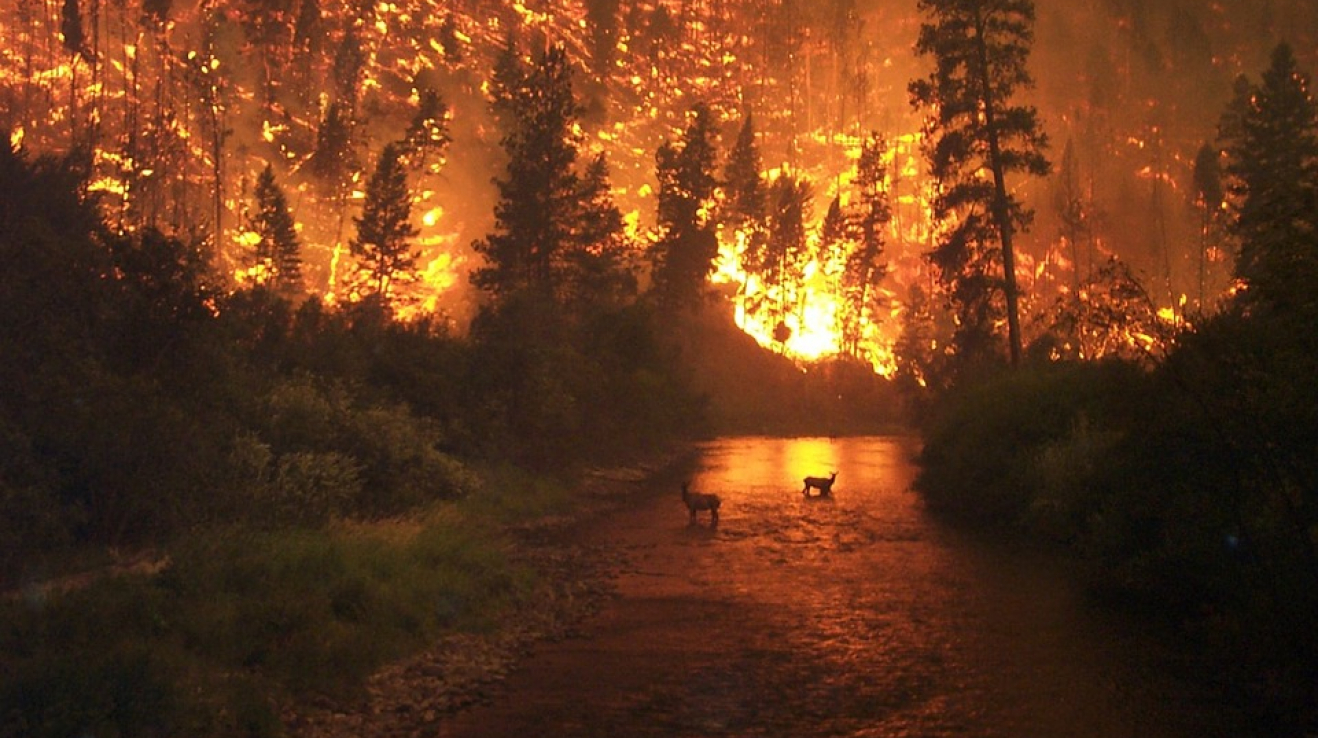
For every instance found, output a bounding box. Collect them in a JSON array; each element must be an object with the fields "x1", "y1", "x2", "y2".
[
  {"x1": 802, "y1": 471, "x2": 837, "y2": 497},
  {"x1": 681, "y1": 481, "x2": 721, "y2": 526}
]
